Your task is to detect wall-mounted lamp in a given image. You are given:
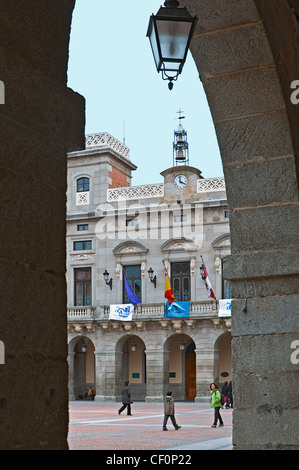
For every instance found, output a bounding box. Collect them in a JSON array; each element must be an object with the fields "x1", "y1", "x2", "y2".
[
  {"x1": 147, "y1": 0, "x2": 198, "y2": 90},
  {"x1": 103, "y1": 269, "x2": 113, "y2": 290},
  {"x1": 131, "y1": 341, "x2": 137, "y2": 352},
  {"x1": 148, "y1": 267, "x2": 157, "y2": 288}
]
